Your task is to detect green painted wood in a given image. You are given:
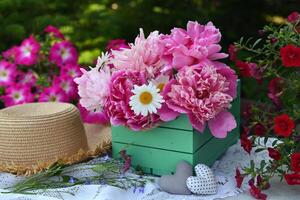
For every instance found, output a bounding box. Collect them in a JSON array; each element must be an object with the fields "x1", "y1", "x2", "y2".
[{"x1": 159, "y1": 115, "x2": 193, "y2": 130}]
